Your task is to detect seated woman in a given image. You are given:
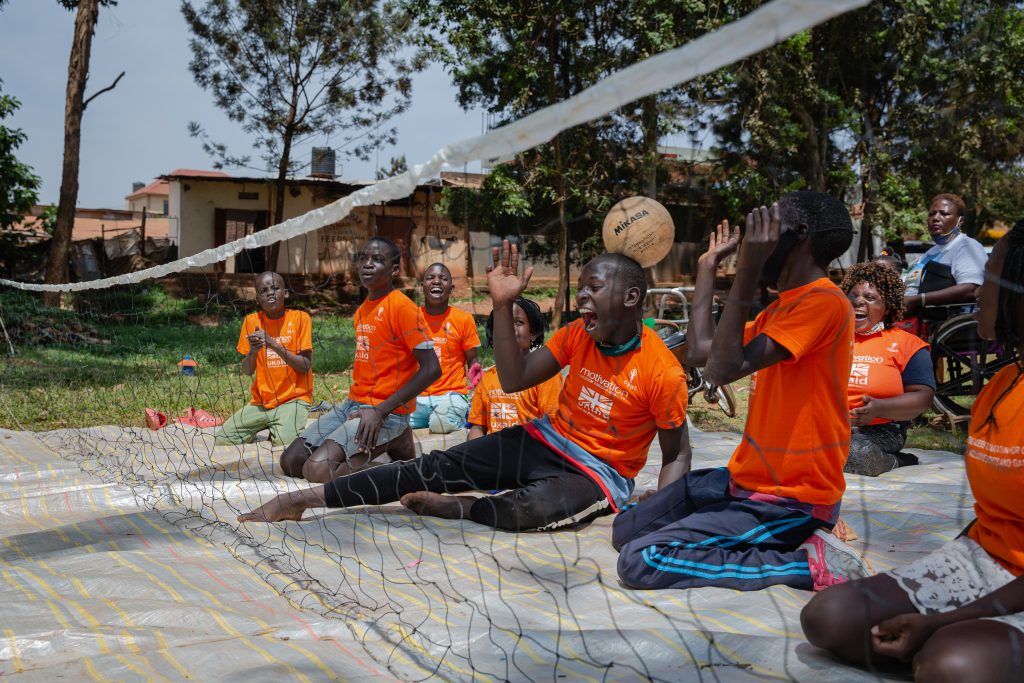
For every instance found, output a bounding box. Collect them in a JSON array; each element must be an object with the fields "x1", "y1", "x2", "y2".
[
  {"x1": 468, "y1": 297, "x2": 562, "y2": 440},
  {"x1": 841, "y1": 262, "x2": 935, "y2": 476},
  {"x1": 903, "y1": 193, "x2": 988, "y2": 326},
  {"x1": 801, "y1": 220, "x2": 1024, "y2": 682}
]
